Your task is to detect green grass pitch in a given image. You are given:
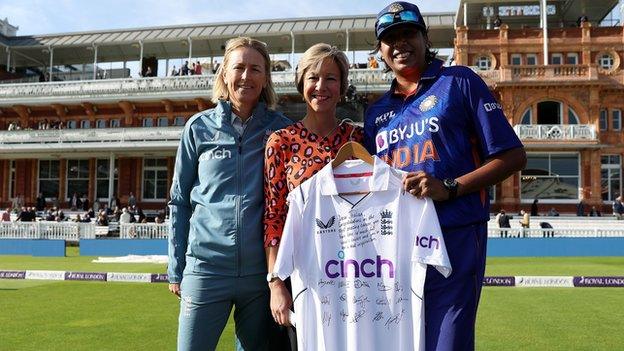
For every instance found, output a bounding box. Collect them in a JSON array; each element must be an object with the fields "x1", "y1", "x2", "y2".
[{"x1": 1, "y1": 250, "x2": 622, "y2": 350}]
